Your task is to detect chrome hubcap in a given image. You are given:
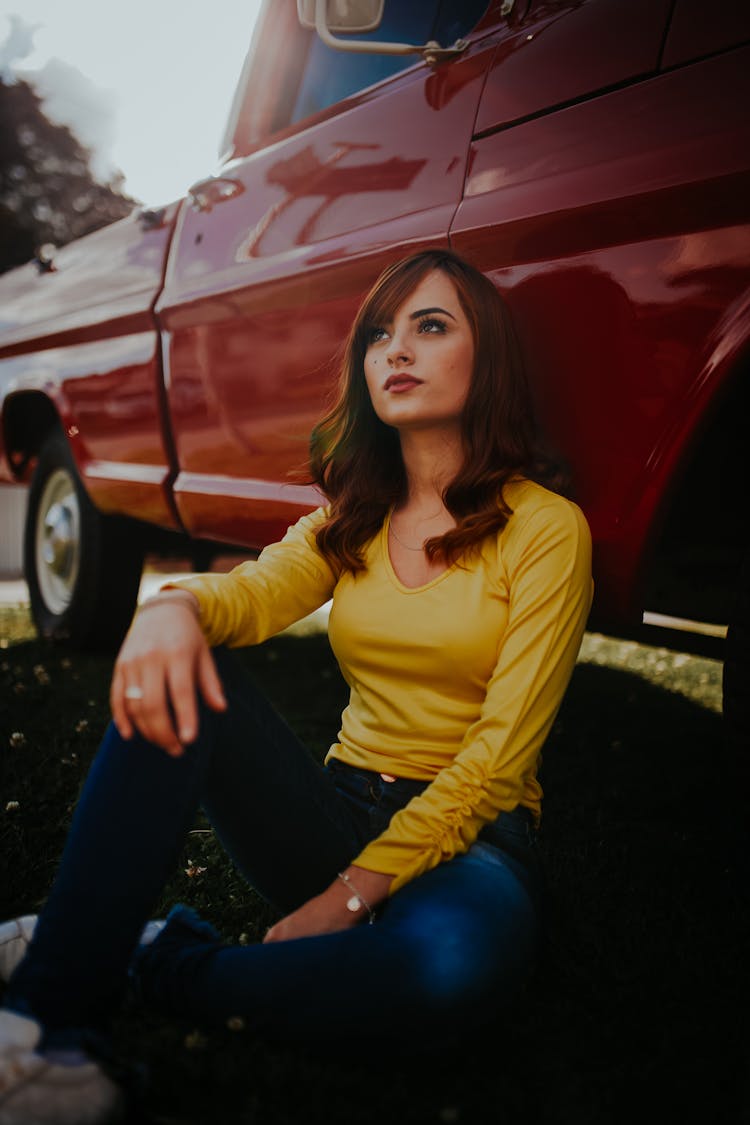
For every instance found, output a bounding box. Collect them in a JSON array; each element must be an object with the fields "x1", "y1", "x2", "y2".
[{"x1": 35, "y1": 469, "x2": 81, "y2": 614}]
